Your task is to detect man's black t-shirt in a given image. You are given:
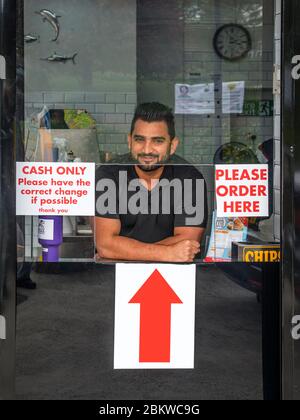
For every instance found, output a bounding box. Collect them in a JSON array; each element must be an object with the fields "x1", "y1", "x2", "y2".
[{"x1": 95, "y1": 164, "x2": 208, "y2": 244}]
